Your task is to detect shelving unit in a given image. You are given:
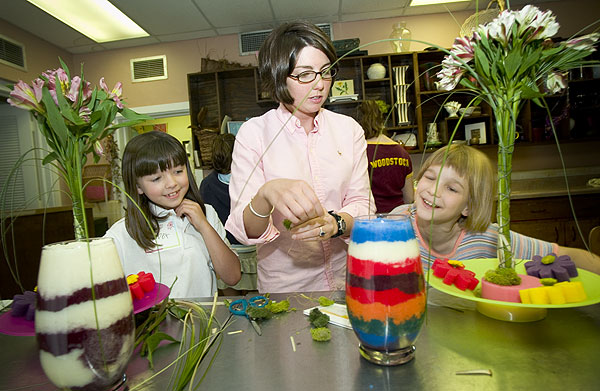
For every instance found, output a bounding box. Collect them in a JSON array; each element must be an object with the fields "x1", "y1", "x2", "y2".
[{"x1": 187, "y1": 48, "x2": 600, "y2": 167}]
